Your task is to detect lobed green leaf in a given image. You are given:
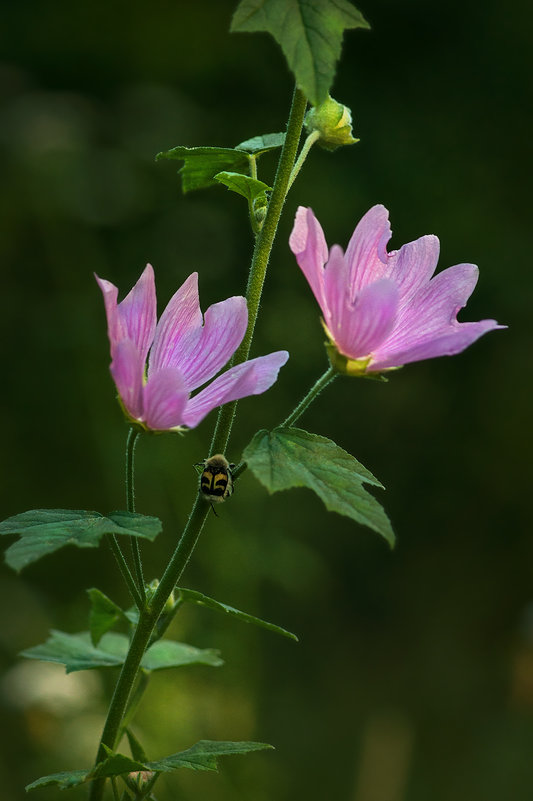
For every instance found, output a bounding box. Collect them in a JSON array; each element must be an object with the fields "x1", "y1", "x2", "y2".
[
  {"x1": 26, "y1": 740, "x2": 273, "y2": 791},
  {"x1": 146, "y1": 740, "x2": 274, "y2": 773},
  {"x1": 178, "y1": 587, "x2": 298, "y2": 641},
  {"x1": 231, "y1": 0, "x2": 370, "y2": 106},
  {"x1": 21, "y1": 630, "x2": 222, "y2": 673},
  {"x1": 243, "y1": 427, "x2": 395, "y2": 546},
  {"x1": 0, "y1": 509, "x2": 161, "y2": 572},
  {"x1": 26, "y1": 769, "x2": 89, "y2": 791},
  {"x1": 155, "y1": 145, "x2": 251, "y2": 192}
]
